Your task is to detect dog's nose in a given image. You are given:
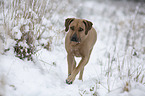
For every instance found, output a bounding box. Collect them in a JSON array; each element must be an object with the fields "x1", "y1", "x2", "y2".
[{"x1": 71, "y1": 33, "x2": 78, "y2": 42}]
